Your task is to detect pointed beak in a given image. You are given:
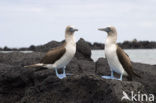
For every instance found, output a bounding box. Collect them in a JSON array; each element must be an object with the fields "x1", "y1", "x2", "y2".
[
  {"x1": 98, "y1": 27, "x2": 110, "y2": 32},
  {"x1": 73, "y1": 28, "x2": 78, "y2": 32},
  {"x1": 98, "y1": 28, "x2": 105, "y2": 31},
  {"x1": 71, "y1": 28, "x2": 78, "y2": 32}
]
